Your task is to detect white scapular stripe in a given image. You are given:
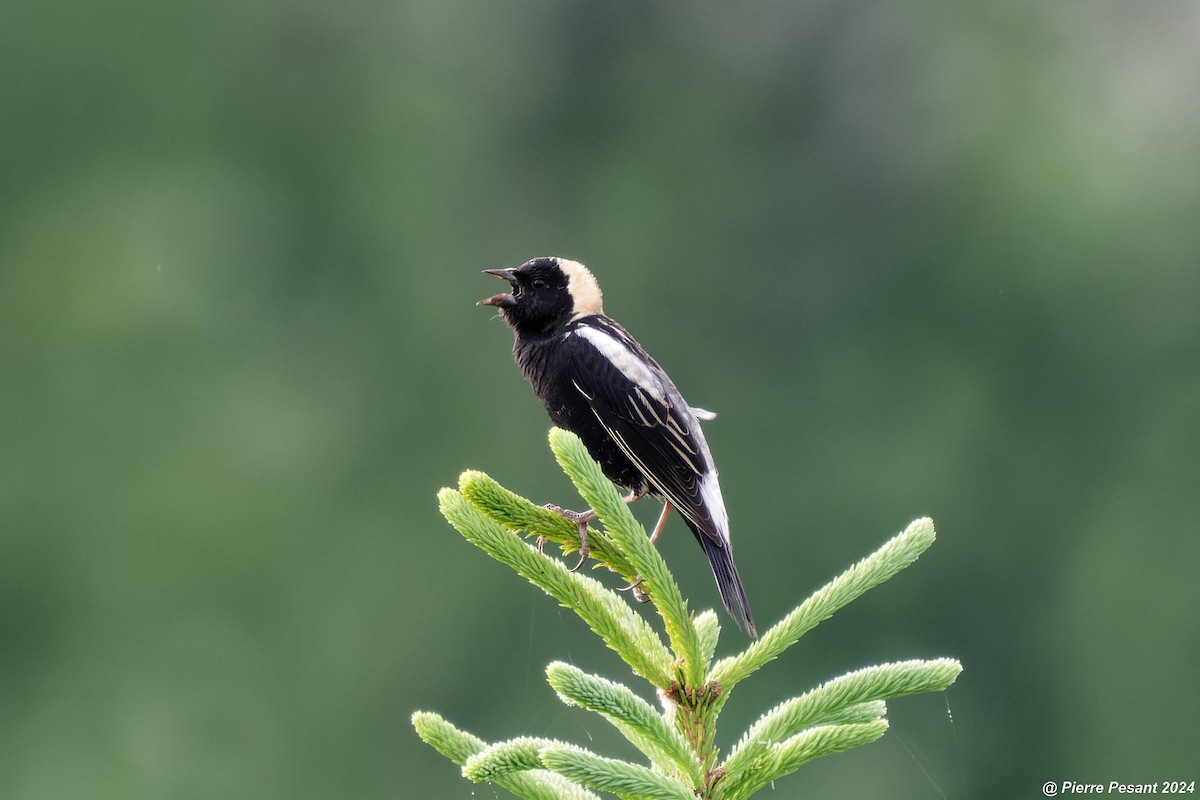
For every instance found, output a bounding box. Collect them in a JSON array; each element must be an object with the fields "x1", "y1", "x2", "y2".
[{"x1": 575, "y1": 326, "x2": 667, "y2": 403}]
